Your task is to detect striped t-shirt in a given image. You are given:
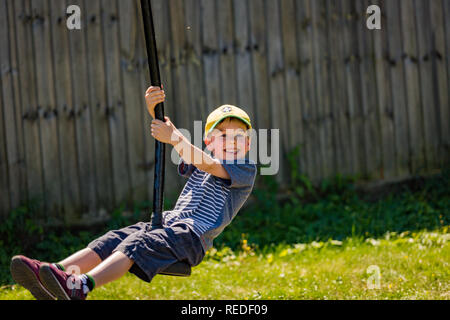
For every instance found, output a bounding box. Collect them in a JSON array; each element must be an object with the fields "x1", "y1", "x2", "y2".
[{"x1": 163, "y1": 157, "x2": 257, "y2": 252}]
